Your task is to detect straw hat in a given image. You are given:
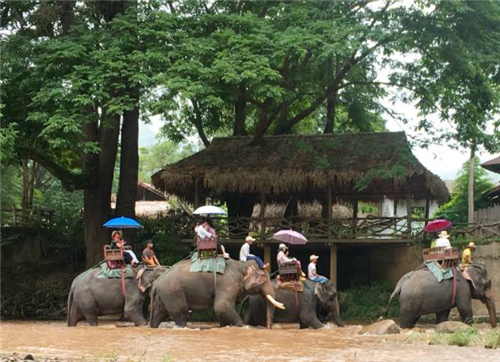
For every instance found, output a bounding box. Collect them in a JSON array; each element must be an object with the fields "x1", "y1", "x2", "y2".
[
  {"x1": 278, "y1": 243, "x2": 288, "y2": 250},
  {"x1": 468, "y1": 242, "x2": 476, "y2": 249},
  {"x1": 245, "y1": 235, "x2": 256, "y2": 243},
  {"x1": 438, "y1": 230, "x2": 450, "y2": 238},
  {"x1": 310, "y1": 254, "x2": 319, "y2": 262}
]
